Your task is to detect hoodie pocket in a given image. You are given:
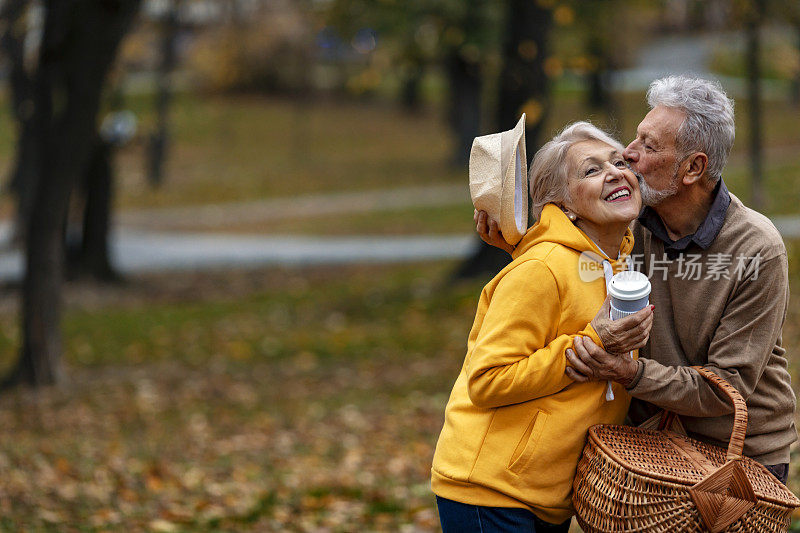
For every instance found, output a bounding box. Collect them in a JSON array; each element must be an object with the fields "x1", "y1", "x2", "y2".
[{"x1": 508, "y1": 409, "x2": 549, "y2": 474}]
